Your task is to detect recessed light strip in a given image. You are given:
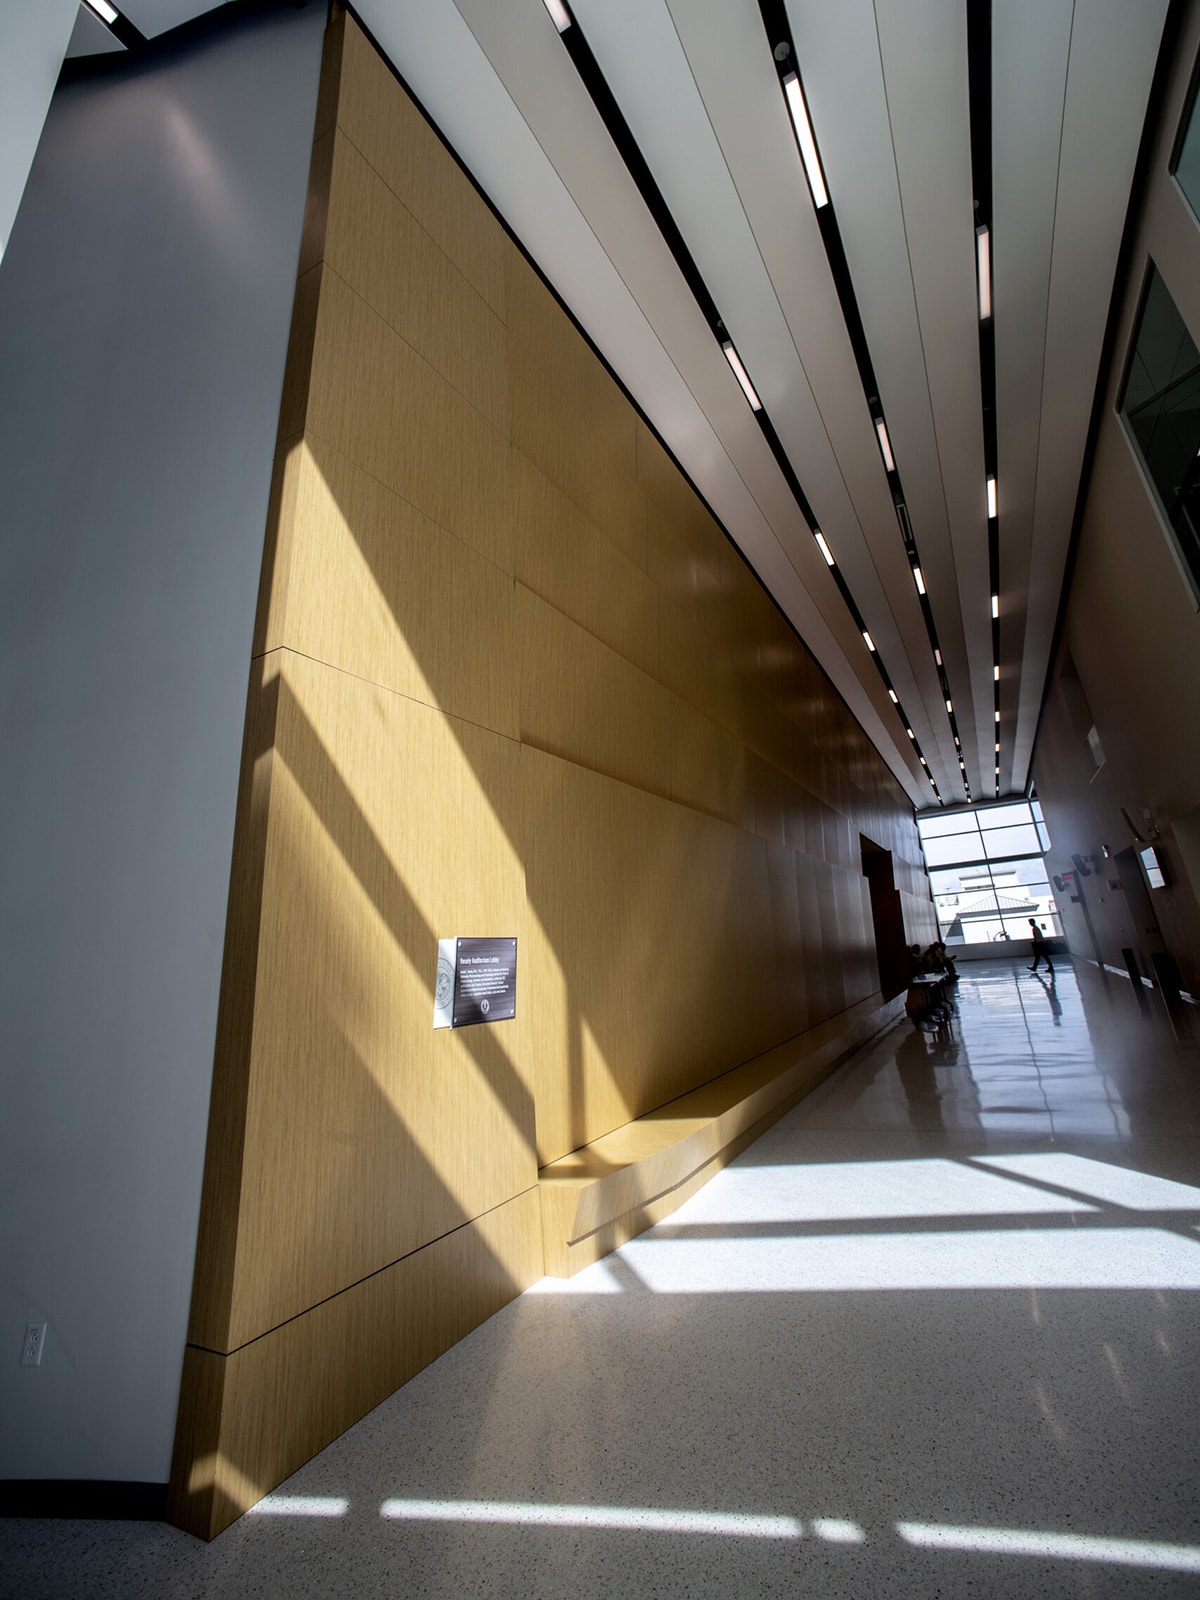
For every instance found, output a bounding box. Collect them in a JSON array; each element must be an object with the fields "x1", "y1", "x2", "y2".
[
  {"x1": 976, "y1": 224, "x2": 992, "y2": 321},
  {"x1": 874, "y1": 417, "x2": 895, "y2": 473},
  {"x1": 80, "y1": 0, "x2": 144, "y2": 43},
  {"x1": 781, "y1": 73, "x2": 829, "y2": 209},
  {"x1": 721, "y1": 341, "x2": 762, "y2": 411},
  {"x1": 541, "y1": 0, "x2": 573, "y2": 31}
]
